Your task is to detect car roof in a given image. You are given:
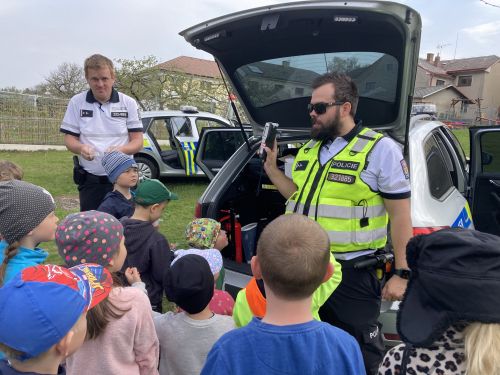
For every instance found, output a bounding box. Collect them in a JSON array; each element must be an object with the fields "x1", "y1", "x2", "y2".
[{"x1": 141, "y1": 110, "x2": 232, "y2": 124}]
